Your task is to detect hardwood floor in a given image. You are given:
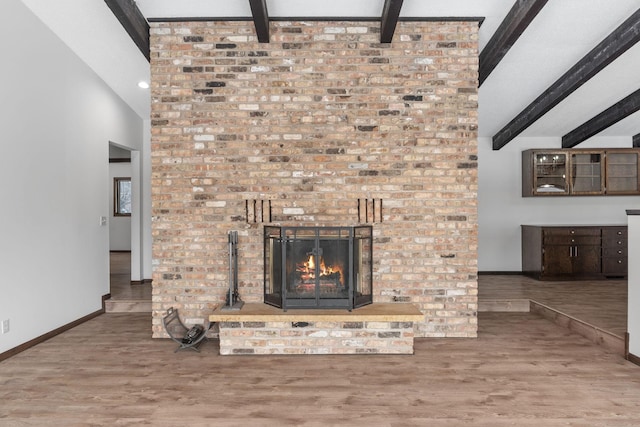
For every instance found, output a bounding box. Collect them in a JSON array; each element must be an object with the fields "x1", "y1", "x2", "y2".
[
  {"x1": 0, "y1": 263, "x2": 634, "y2": 424},
  {"x1": 109, "y1": 252, "x2": 151, "y2": 301},
  {"x1": 1, "y1": 312, "x2": 640, "y2": 426},
  {"x1": 107, "y1": 252, "x2": 151, "y2": 313},
  {"x1": 478, "y1": 274, "x2": 627, "y2": 337}
]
